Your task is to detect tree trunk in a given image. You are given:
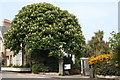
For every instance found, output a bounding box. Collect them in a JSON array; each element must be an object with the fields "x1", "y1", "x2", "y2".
[
  {"x1": 22, "y1": 43, "x2": 25, "y2": 65},
  {"x1": 59, "y1": 59, "x2": 64, "y2": 76}
]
